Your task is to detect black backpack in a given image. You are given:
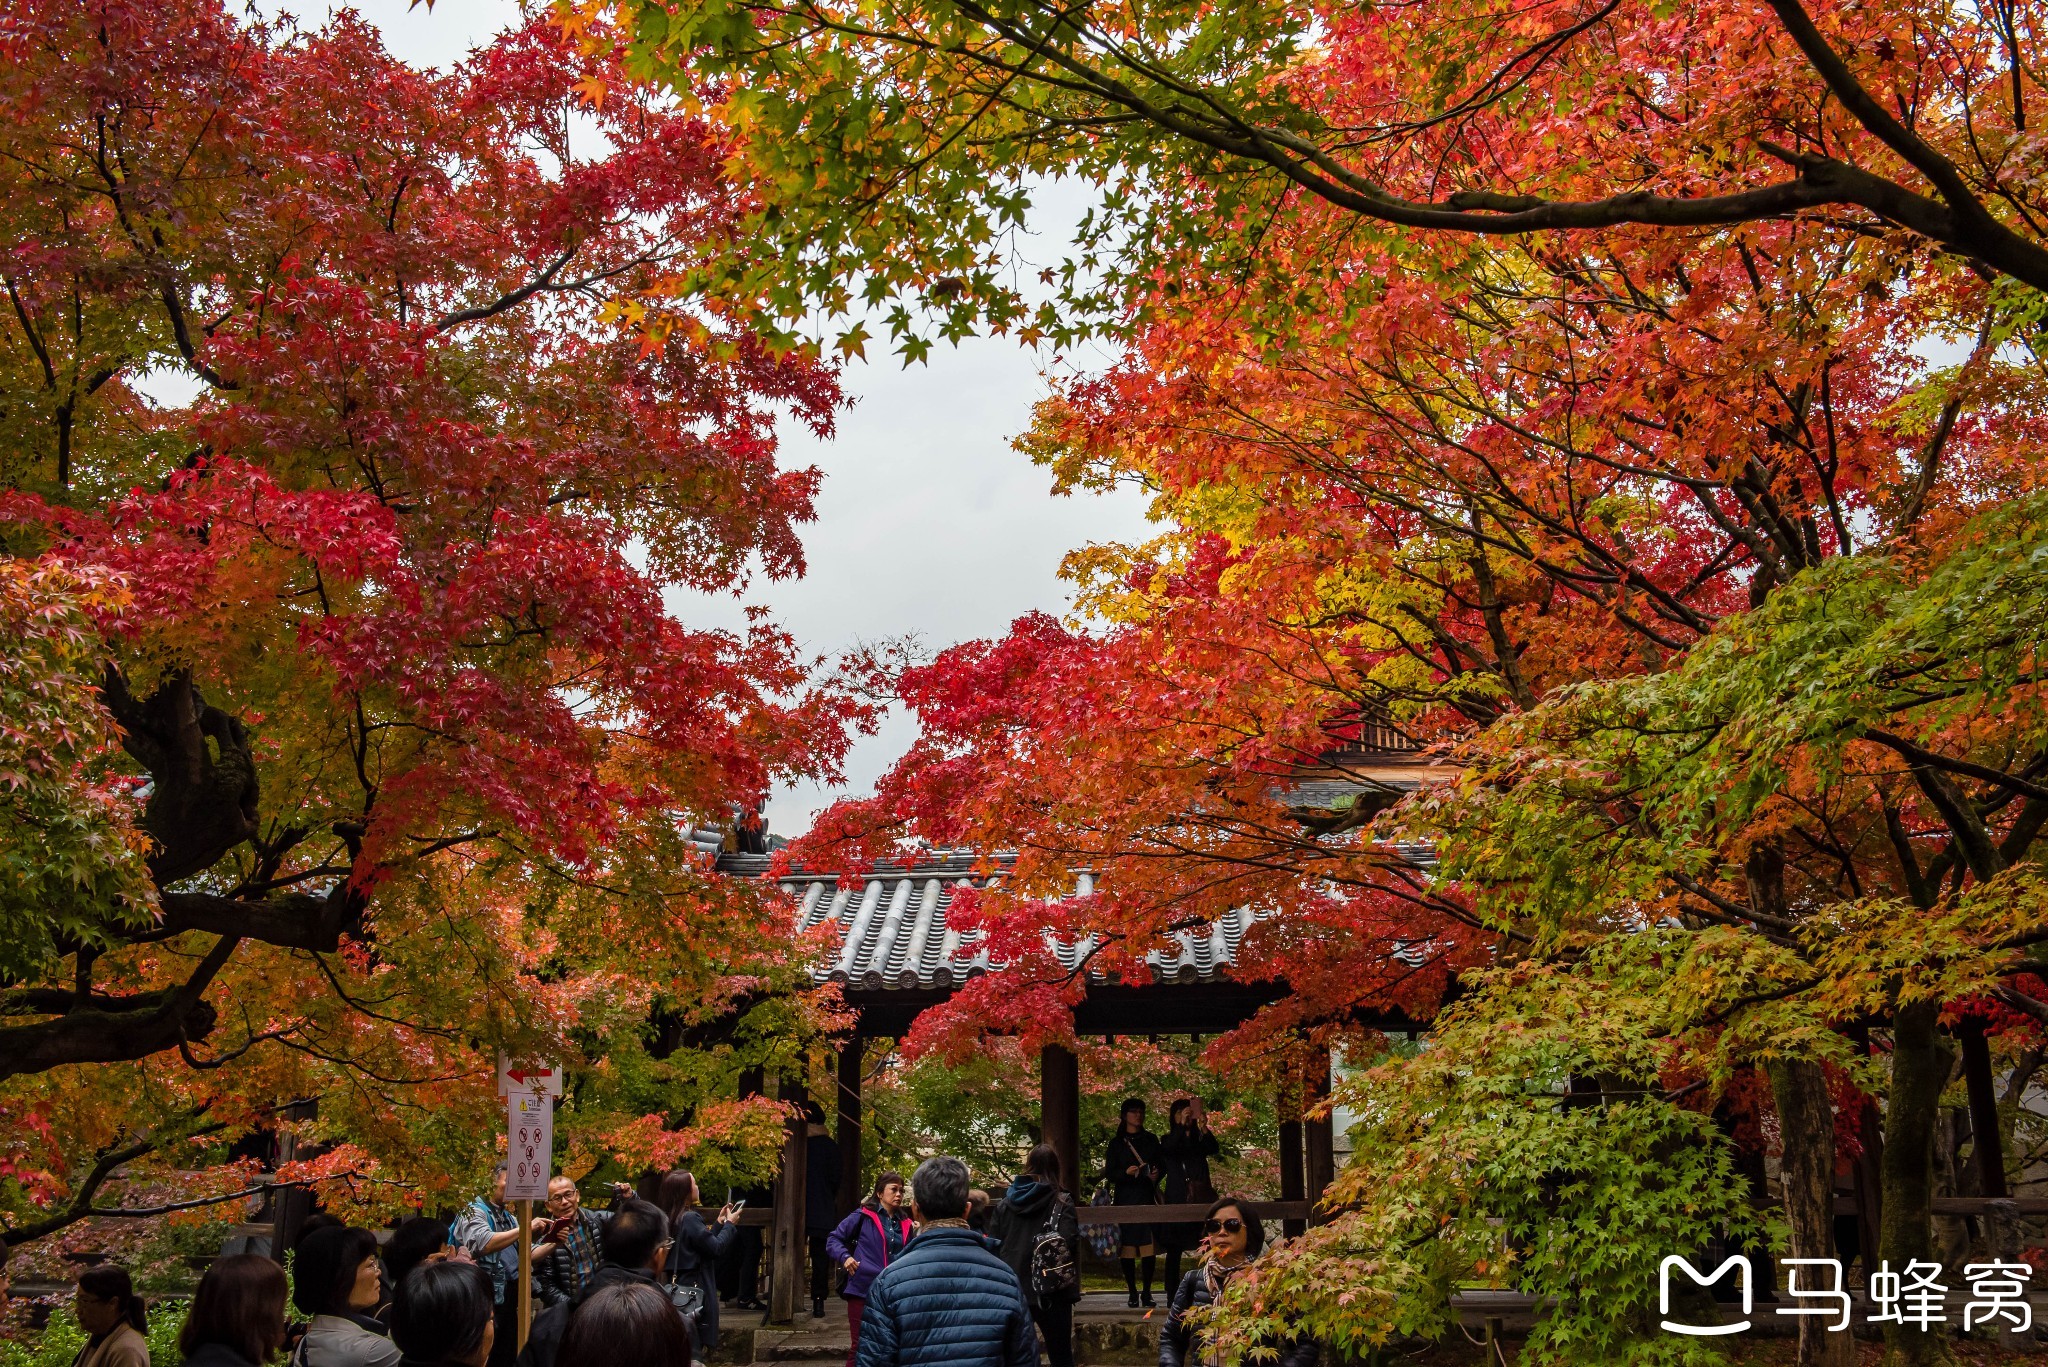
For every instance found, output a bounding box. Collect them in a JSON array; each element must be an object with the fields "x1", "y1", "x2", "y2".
[{"x1": 1029, "y1": 1195, "x2": 1079, "y2": 1300}]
